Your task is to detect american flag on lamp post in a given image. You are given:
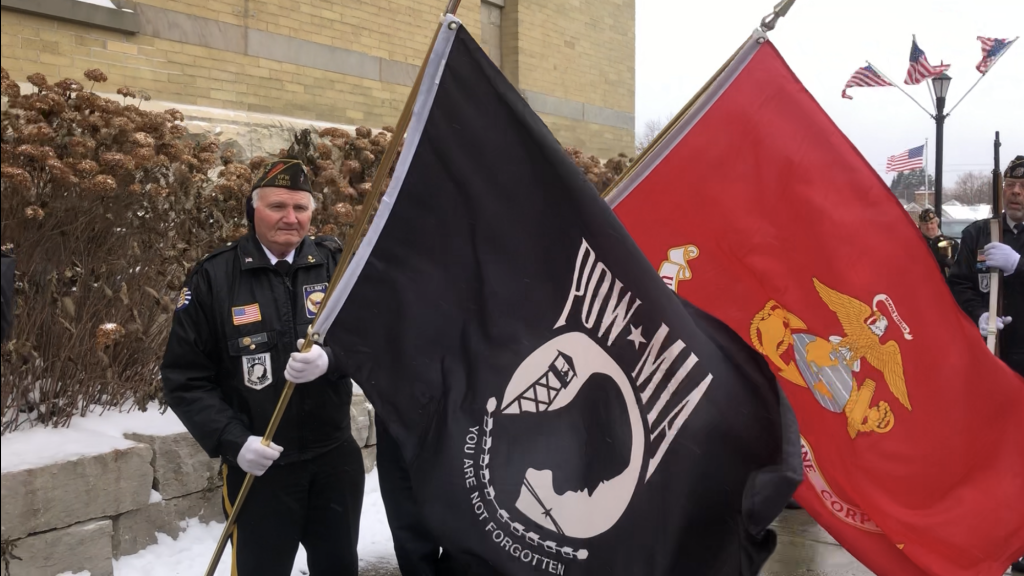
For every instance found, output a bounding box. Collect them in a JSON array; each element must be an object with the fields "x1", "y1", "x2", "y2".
[
  {"x1": 976, "y1": 37, "x2": 1017, "y2": 74},
  {"x1": 904, "y1": 38, "x2": 950, "y2": 85},
  {"x1": 886, "y1": 144, "x2": 926, "y2": 174},
  {"x1": 841, "y1": 64, "x2": 892, "y2": 99}
]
